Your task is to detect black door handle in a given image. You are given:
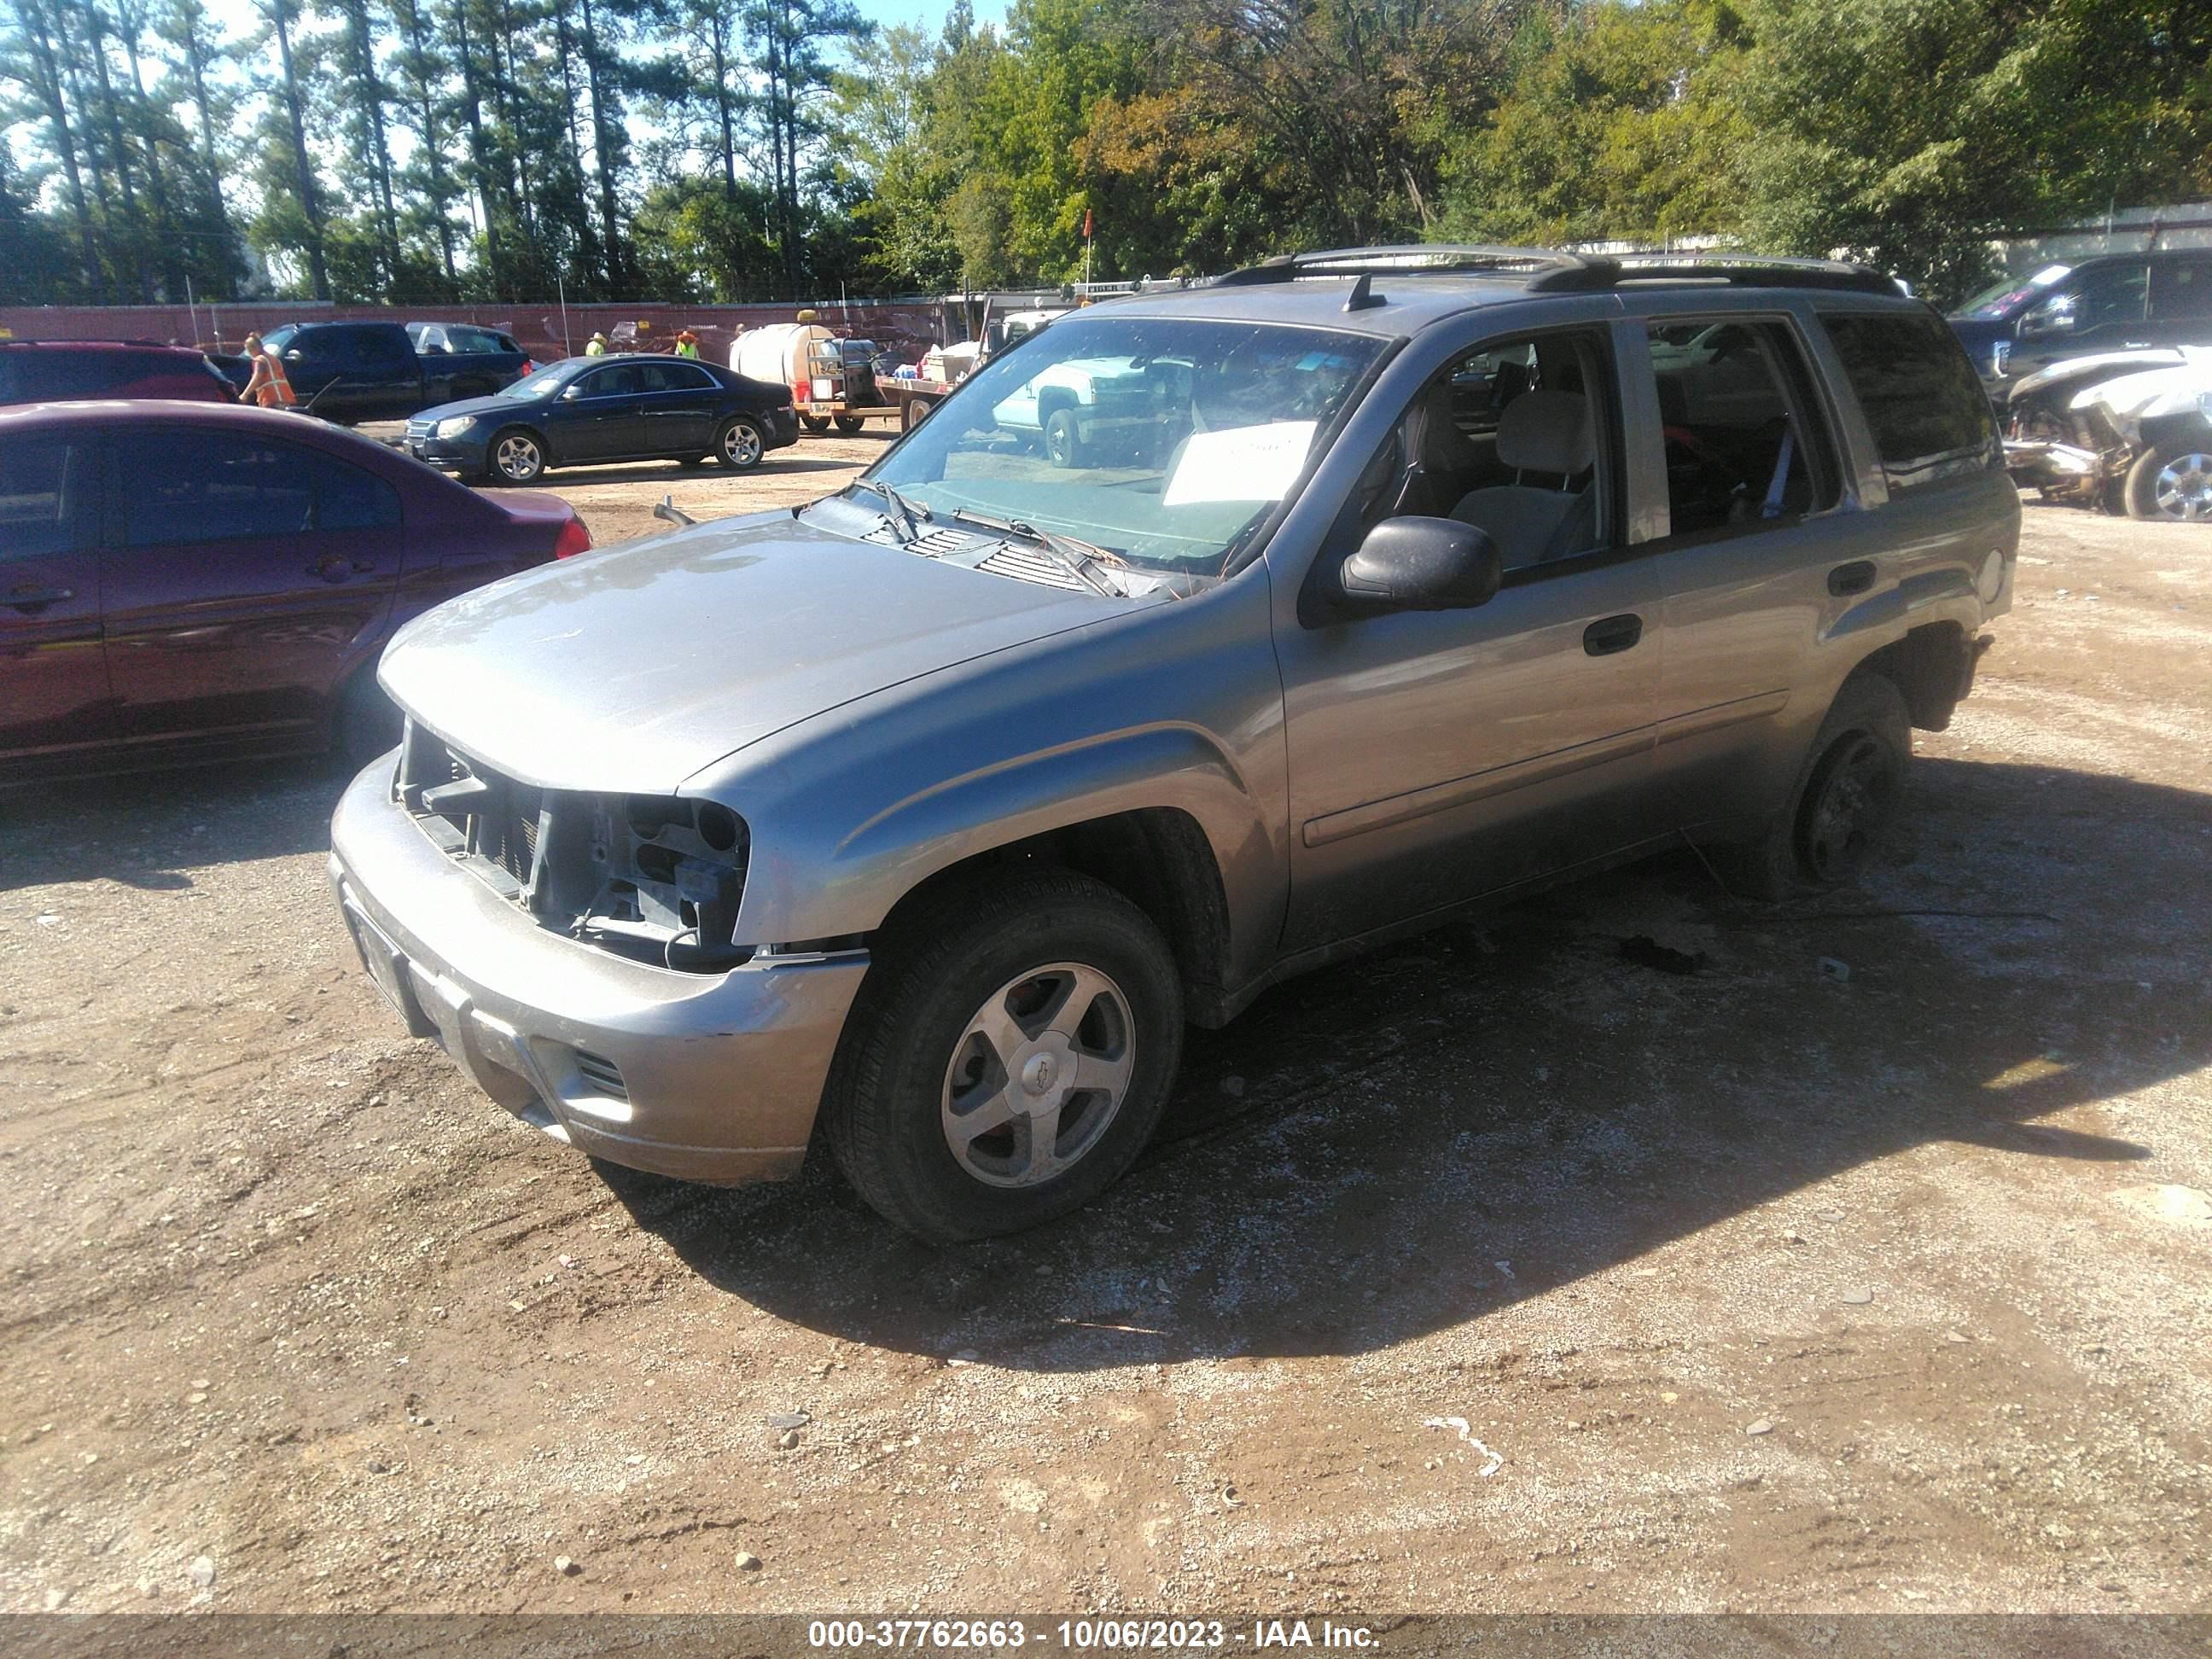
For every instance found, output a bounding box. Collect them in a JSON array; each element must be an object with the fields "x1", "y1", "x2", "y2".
[
  {"x1": 1583, "y1": 614, "x2": 1643, "y2": 656},
  {"x1": 1829, "y1": 561, "x2": 1877, "y2": 597},
  {"x1": 5, "y1": 586, "x2": 74, "y2": 611}
]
